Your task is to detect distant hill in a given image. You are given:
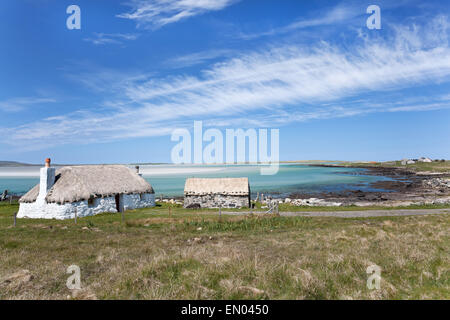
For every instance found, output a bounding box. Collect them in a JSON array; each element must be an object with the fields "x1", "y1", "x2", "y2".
[{"x1": 0, "y1": 161, "x2": 34, "y2": 167}]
